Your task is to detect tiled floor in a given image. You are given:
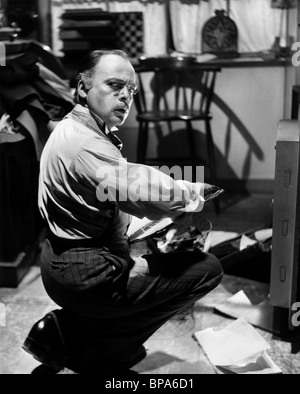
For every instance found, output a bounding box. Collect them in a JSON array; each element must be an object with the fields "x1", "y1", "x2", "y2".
[{"x1": 1, "y1": 193, "x2": 300, "y2": 374}]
